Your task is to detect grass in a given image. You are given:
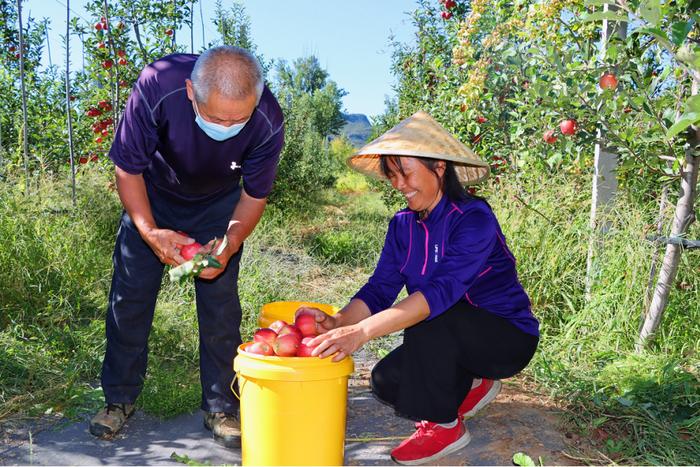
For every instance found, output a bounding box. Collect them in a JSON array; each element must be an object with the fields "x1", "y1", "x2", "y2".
[{"x1": 0, "y1": 167, "x2": 698, "y2": 464}]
